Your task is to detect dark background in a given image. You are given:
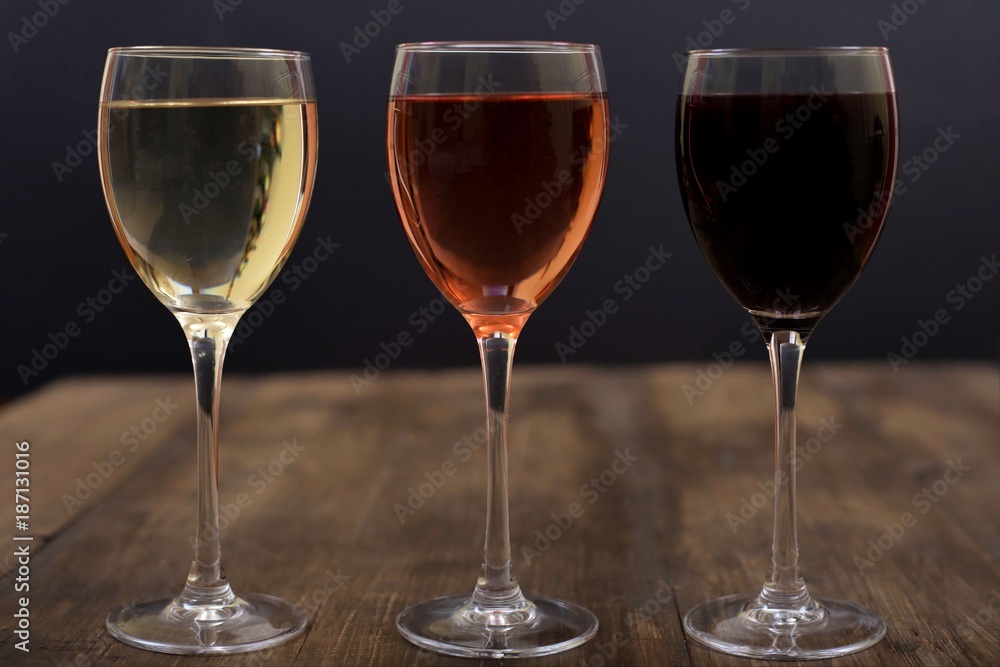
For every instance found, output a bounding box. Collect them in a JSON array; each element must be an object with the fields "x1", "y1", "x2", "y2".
[{"x1": 2, "y1": 0, "x2": 997, "y2": 398}]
